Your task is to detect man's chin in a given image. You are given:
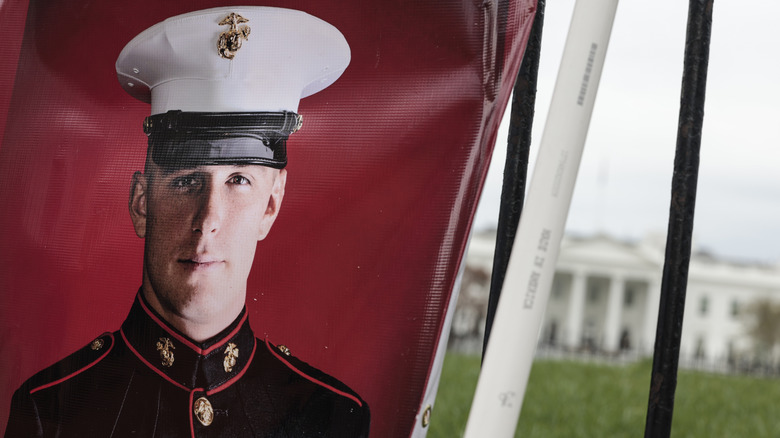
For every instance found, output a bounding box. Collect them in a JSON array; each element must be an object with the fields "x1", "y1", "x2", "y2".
[
  {"x1": 180, "y1": 279, "x2": 236, "y2": 302},
  {"x1": 156, "y1": 275, "x2": 236, "y2": 306},
  {"x1": 172, "y1": 285, "x2": 242, "y2": 320},
  {"x1": 175, "y1": 265, "x2": 229, "y2": 292}
]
